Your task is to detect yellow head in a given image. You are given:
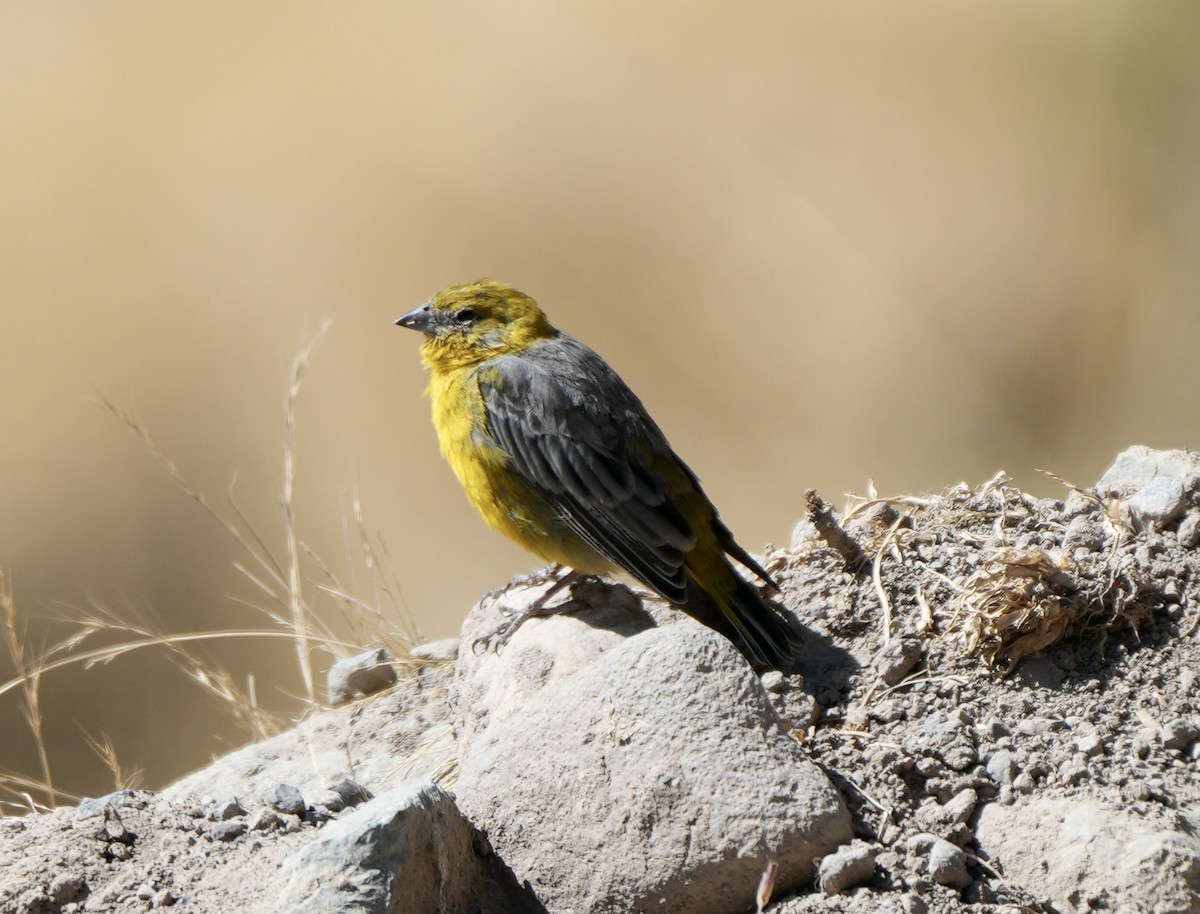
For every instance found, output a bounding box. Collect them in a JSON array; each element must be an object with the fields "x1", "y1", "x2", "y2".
[{"x1": 395, "y1": 280, "x2": 556, "y2": 371}]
